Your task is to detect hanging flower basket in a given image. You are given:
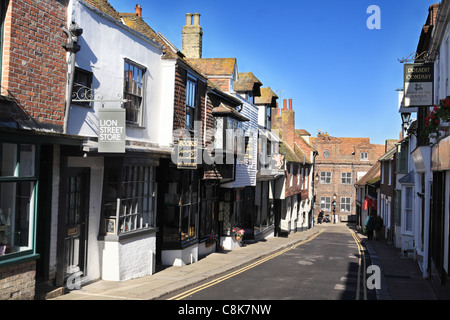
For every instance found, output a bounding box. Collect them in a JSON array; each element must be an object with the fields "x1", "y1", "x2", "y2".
[{"x1": 422, "y1": 97, "x2": 450, "y2": 141}]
